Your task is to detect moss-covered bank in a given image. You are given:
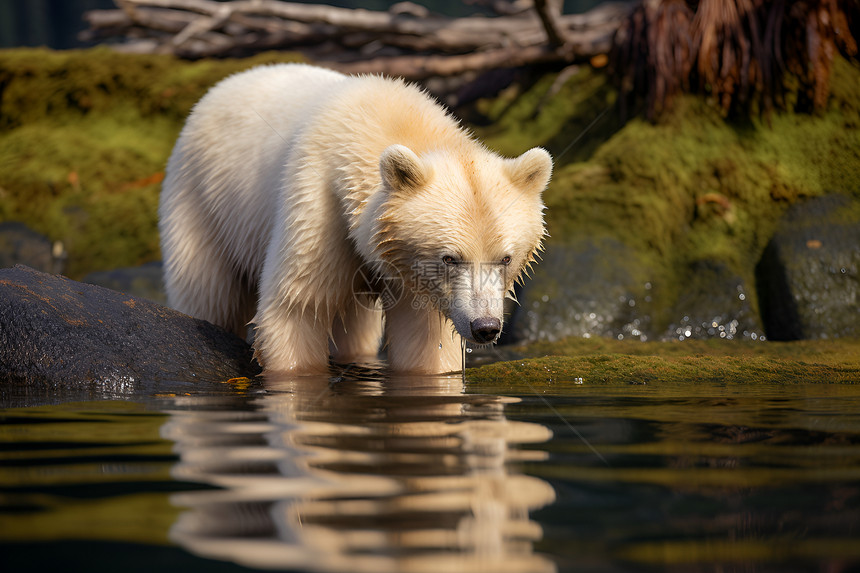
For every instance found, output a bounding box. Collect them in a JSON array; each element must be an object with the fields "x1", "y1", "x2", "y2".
[
  {"x1": 0, "y1": 47, "x2": 302, "y2": 278},
  {"x1": 472, "y1": 59, "x2": 860, "y2": 340},
  {"x1": 467, "y1": 337, "x2": 860, "y2": 390},
  {"x1": 0, "y1": 48, "x2": 857, "y2": 341},
  {"x1": 477, "y1": 58, "x2": 860, "y2": 252}
]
